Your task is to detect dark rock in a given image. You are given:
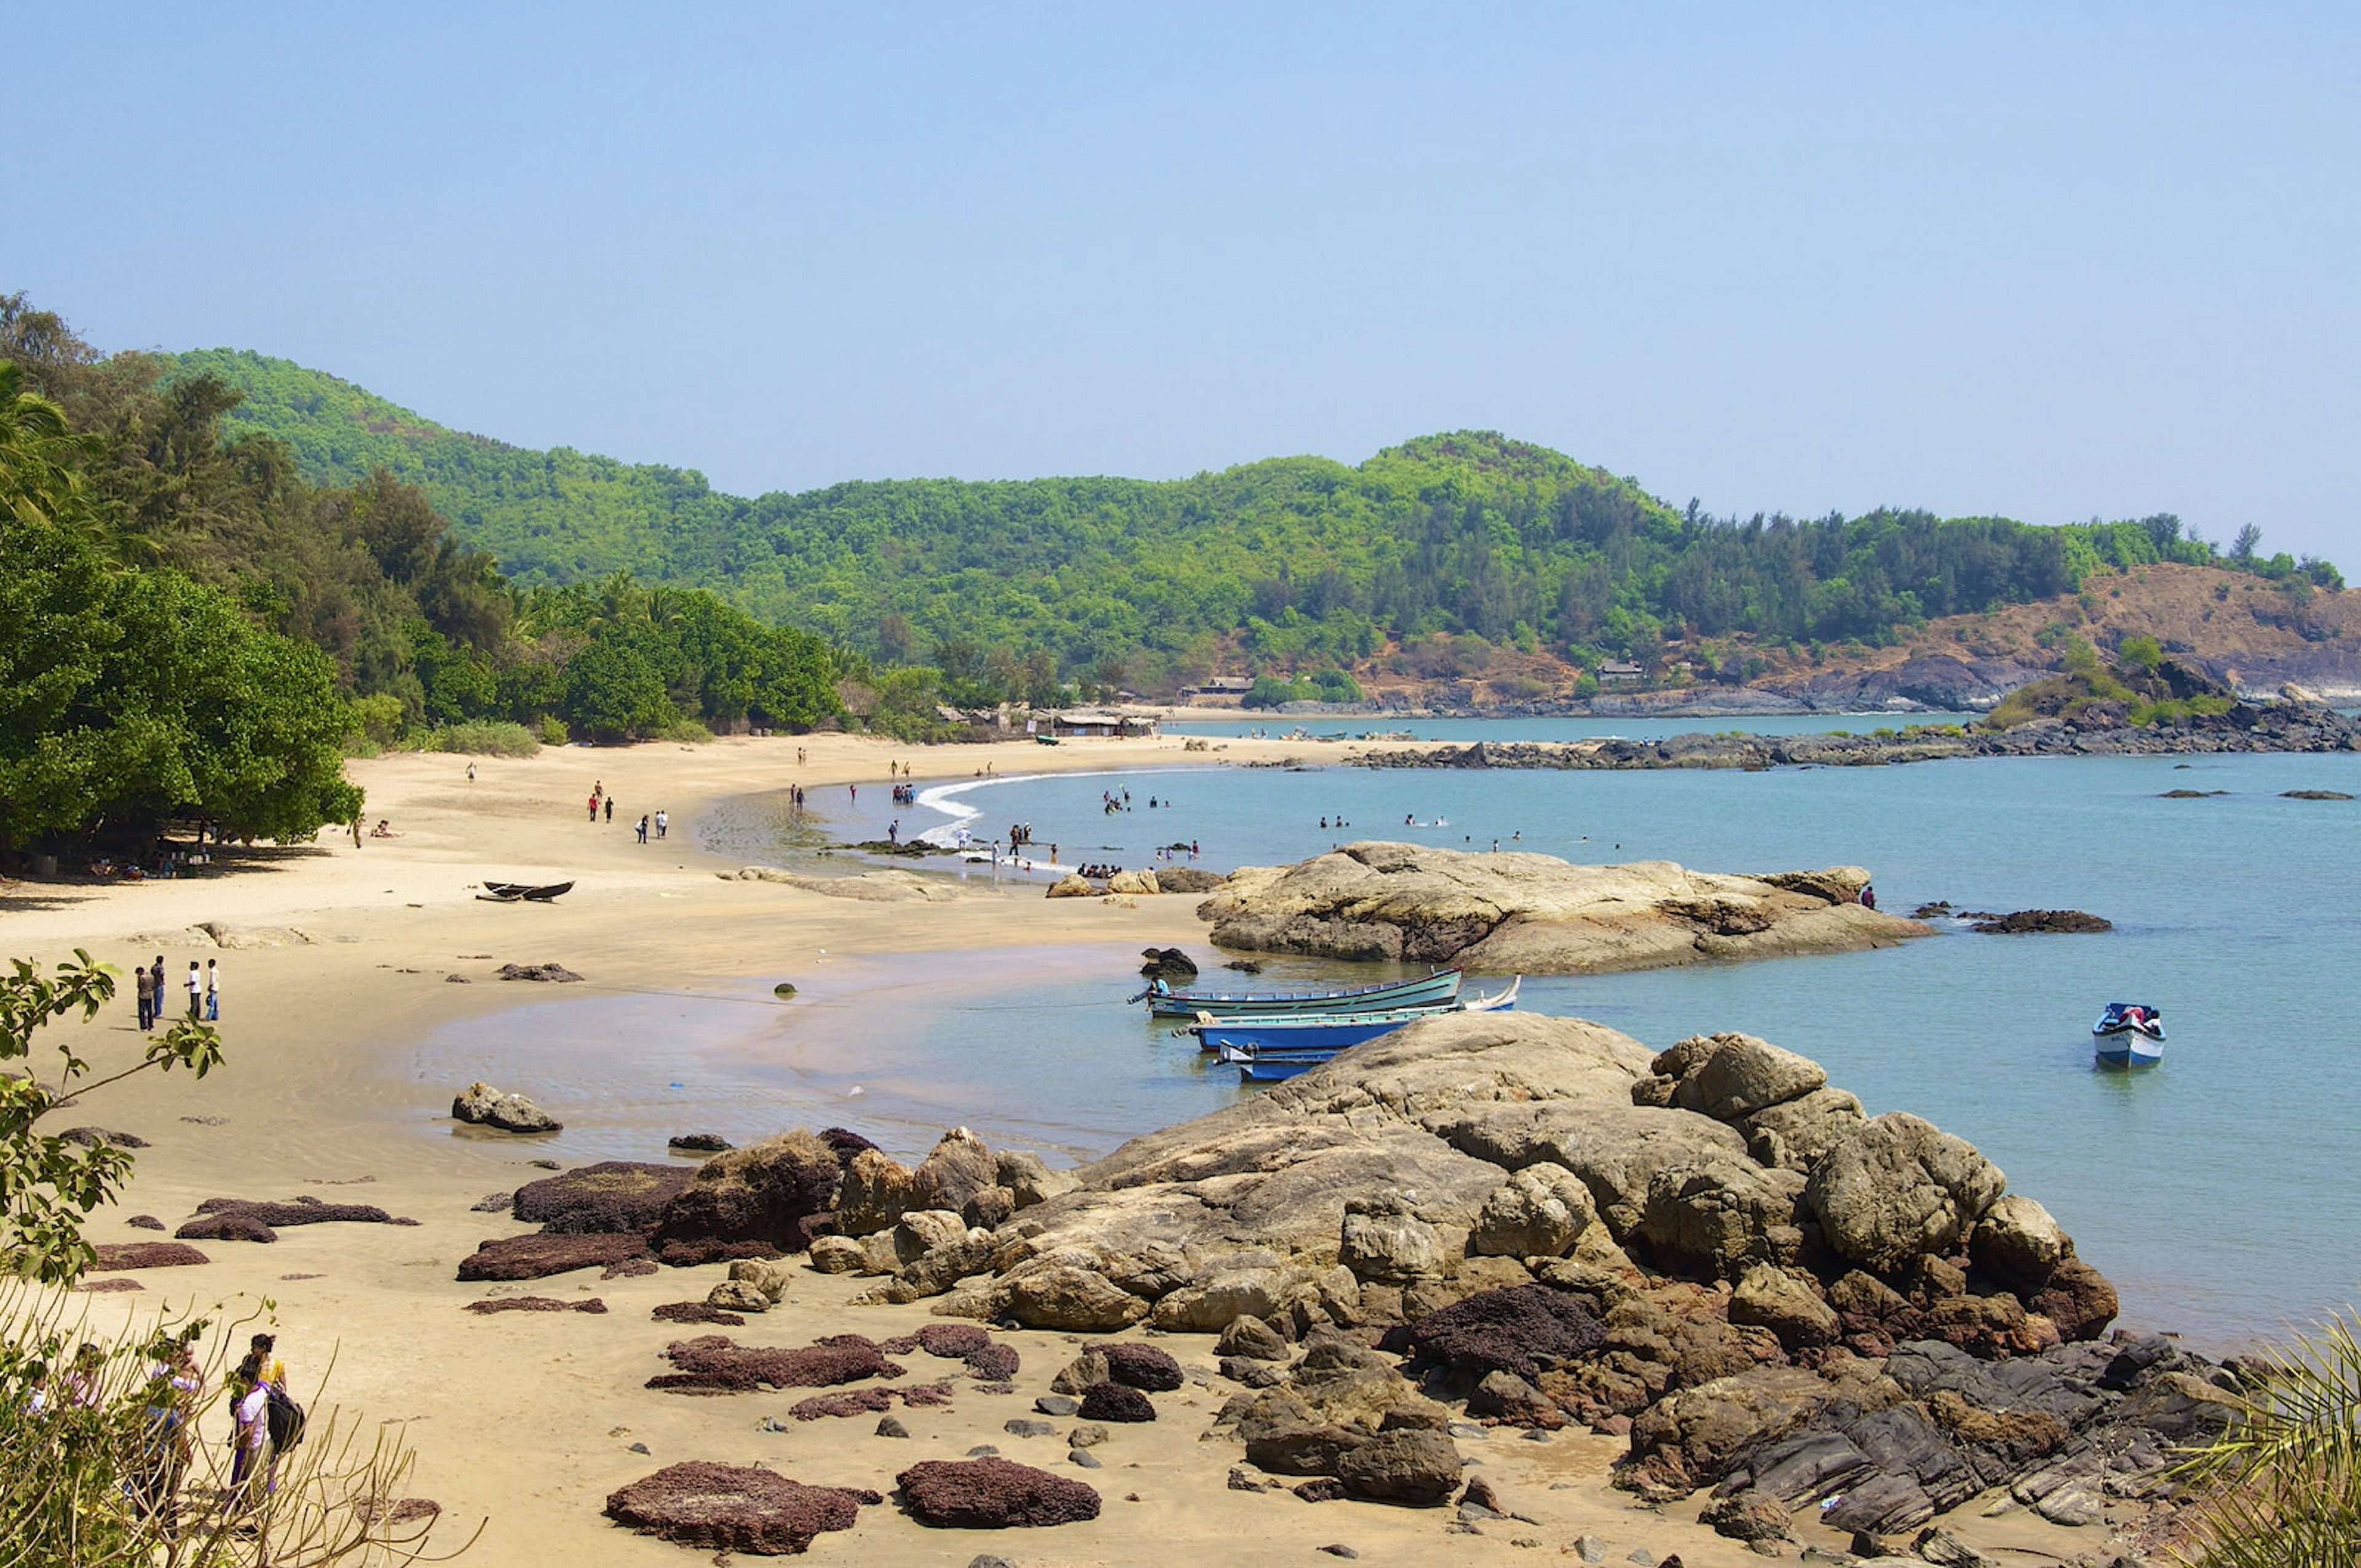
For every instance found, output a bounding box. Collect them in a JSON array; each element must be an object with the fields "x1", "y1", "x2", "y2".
[
  {"x1": 1221, "y1": 1357, "x2": 1287, "y2": 1388},
  {"x1": 896, "y1": 1457, "x2": 1103, "y2": 1527},
  {"x1": 963, "y1": 1184, "x2": 1018, "y2": 1230},
  {"x1": 1004, "y1": 1418, "x2": 1056, "y2": 1439},
  {"x1": 177, "y1": 1213, "x2": 278, "y2": 1243},
  {"x1": 911, "y1": 1129, "x2": 1000, "y2": 1220},
  {"x1": 1139, "y1": 947, "x2": 1200, "y2": 982},
  {"x1": 183, "y1": 1196, "x2": 406, "y2": 1234},
  {"x1": 125, "y1": 1215, "x2": 166, "y2": 1232},
  {"x1": 495, "y1": 963, "x2": 584, "y2": 983},
  {"x1": 2029, "y1": 1256, "x2": 2119, "y2": 1342},
  {"x1": 1403, "y1": 1285, "x2": 1607, "y2": 1382},
  {"x1": 648, "y1": 1333, "x2": 903, "y2": 1394},
  {"x1": 1096, "y1": 1341, "x2": 1185, "y2": 1392},
  {"x1": 877, "y1": 1416, "x2": 911, "y2": 1438},
  {"x1": 1969, "y1": 910, "x2": 2113, "y2": 935},
  {"x1": 652, "y1": 1130, "x2": 843, "y2": 1255},
  {"x1": 1335, "y1": 1428, "x2": 1464, "y2": 1506},
  {"x1": 457, "y1": 1232, "x2": 651, "y2": 1282},
  {"x1": 1068, "y1": 1448, "x2": 1101, "y2": 1468},
  {"x1": 603, "y1": 1256, "x2": 660, "y2": 1280},
  {"x1": 2098, "y1": 1333, "x2": 2176, "y2": 1390},
  {"x1": 59, "y1": 1126, "x2": 148, "y2": 1149},
  {"x1": 89, "y1": 1242, "x2": 210, "y2": 1270},
  {"x1": 2285, "y1": 789, "x2": 2355, "y2": 800},
  {"x1": 669, "y1": 1133, "x2": 734, "y2": 1153},
  {"x1": 916, "y1": 1323, "x2": 994, "y2": 1359},
  {"x1": 1078, "y1": 1381, "x2": 1157, "y2": 1423},
  {"x1": 791, "y1": 1389, "x2": 893, "y2": 1420},
  {"x1": 652, "y1": 1237, "x2": 783, "y2": 1269},
  {"x1": 469, "y1": 1192, "x2": 512, "y2": 1213},
  {"x1": 965, "y1": 1344, "x2": 1021, "y2": 1382},
  {"x1": 513, "y1": 1161, "x2": 692, "y2": 1234},
  {"x1": 652, "y1": 1301, "x2": 746, "y2": 1326},
  {"x1": 462, "y1": 1295, "x2": 607, "y2": 1315},
  {"x1": 1317, "y1": 1546, "x2": 1359, "y2": 1559},
  {"x1": 1227, "y1": 1467, "x2": 1270, "y2": 1492},
  {"x1": 603, "y1": 1460, "x2": 875, "y2": 1553},
  {"x1": 1034, "y1": 1394, "x2": 1080, "y2": 1417},
  {"x1": 1294, "y1": 1479, "x2": 1350, "y2": 1502}
]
